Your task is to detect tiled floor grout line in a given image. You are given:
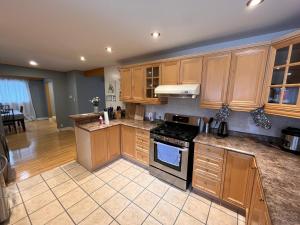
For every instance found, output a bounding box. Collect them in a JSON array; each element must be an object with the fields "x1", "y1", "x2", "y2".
[
  {"x1": 14, "y1": 182, "x2": 33, "y2": 225},
  {"x1": 171, "y1": 189, "x2": 192, "y2": 225}
]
